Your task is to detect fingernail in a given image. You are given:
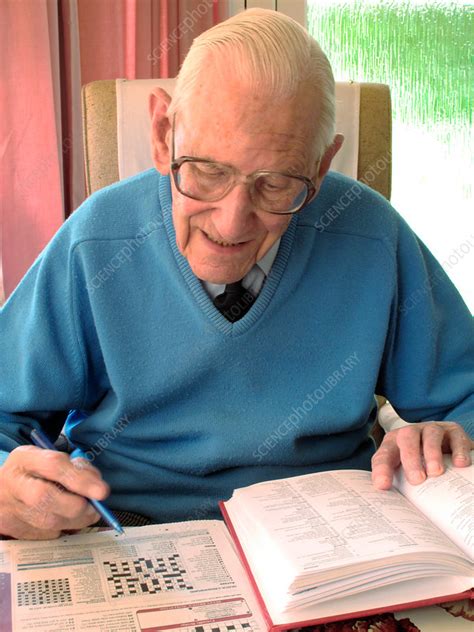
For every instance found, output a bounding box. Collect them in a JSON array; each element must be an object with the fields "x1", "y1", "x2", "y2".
[
  {"x1": 375, "y1": 476, "x2": 391, "y2": 489},
  {"x1": 409, "y1": 470, "x2": 426, "y2": 484},
  {"x1": 426, "y1": 461, "x2": 442, "y2": 476},
  {"x1": 74, "y1": 459, "x2": 91, "y2": 471}
]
